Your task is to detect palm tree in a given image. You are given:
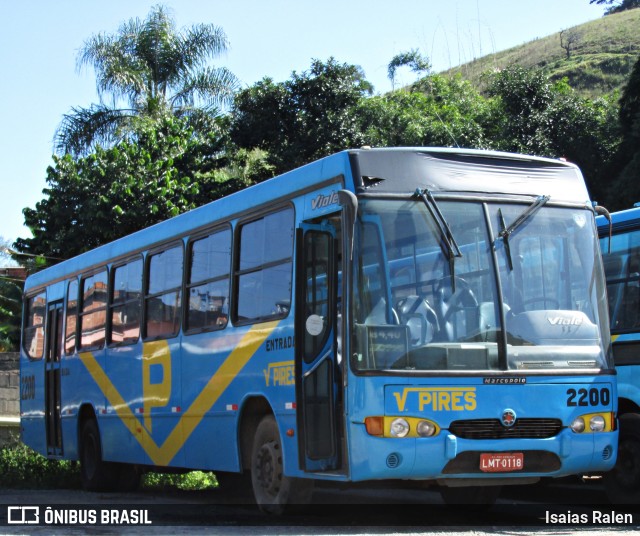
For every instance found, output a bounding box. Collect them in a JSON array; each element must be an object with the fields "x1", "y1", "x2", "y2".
[{"x1": 55, "y1": 5, "x2": 240, "y2": 156}]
